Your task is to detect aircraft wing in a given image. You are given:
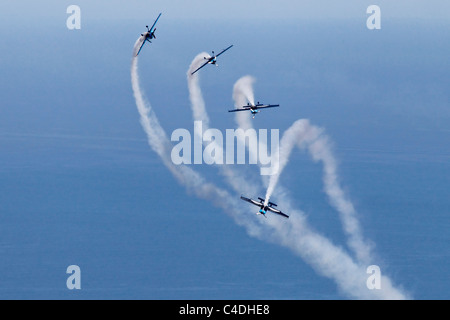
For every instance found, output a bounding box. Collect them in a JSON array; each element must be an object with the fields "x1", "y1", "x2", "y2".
[
  {"x1": 149, "y1": 13, "x2": 162, "y2": 32},
  {"x1": 191, "y1": 60, "x2": 210, "y2": 75},
  {"x1": 135, "y1": 38, "x2": 146, "y2": 56},
  {"x1": 267, "y1": 206, "x2": 289, "y2": 218},
  {"x1": 216, "y1": 45, "x2": 233, "y2": 57},
  {"x1": 240, "y1": 195, "x2": 263, "y2": 207},
  {"x1": 255, "y1": 104, "x2": 280, "y2": 110},
  {"x1": 228, "y1": 107, "x2": 251, "y2": 112}
]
